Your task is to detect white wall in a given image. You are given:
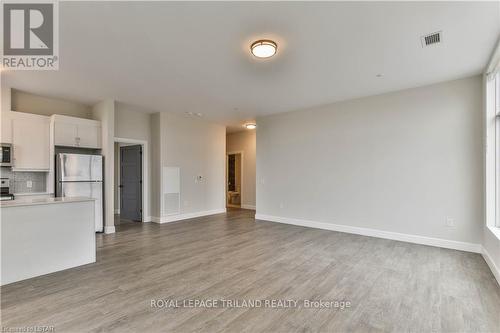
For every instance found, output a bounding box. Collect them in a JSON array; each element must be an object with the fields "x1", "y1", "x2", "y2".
[
  {"x1": 256, "y1": 76, "x2": 484, "y2": 249},
  {"x1": 11, "y1": 89, "x2": 91, "y2": 118},
  {"x1": 226, "y1": 130, "x2": 256, "y2": 209},
  {"x1": 92, "y1": 100, "x2": 115, "y2": 233},
  {"x1": 151, "y1": 112, "x2": 226, "y2": 222},
  {"x1": 114, "y1": 102, "x2": 152, "y2": 141},
  {"x1": 114, "y1": 103, "x2": 152, "y2": 220},
  {"x1": 150, "y1": 113, "x2": 162, "y2": 219}
]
